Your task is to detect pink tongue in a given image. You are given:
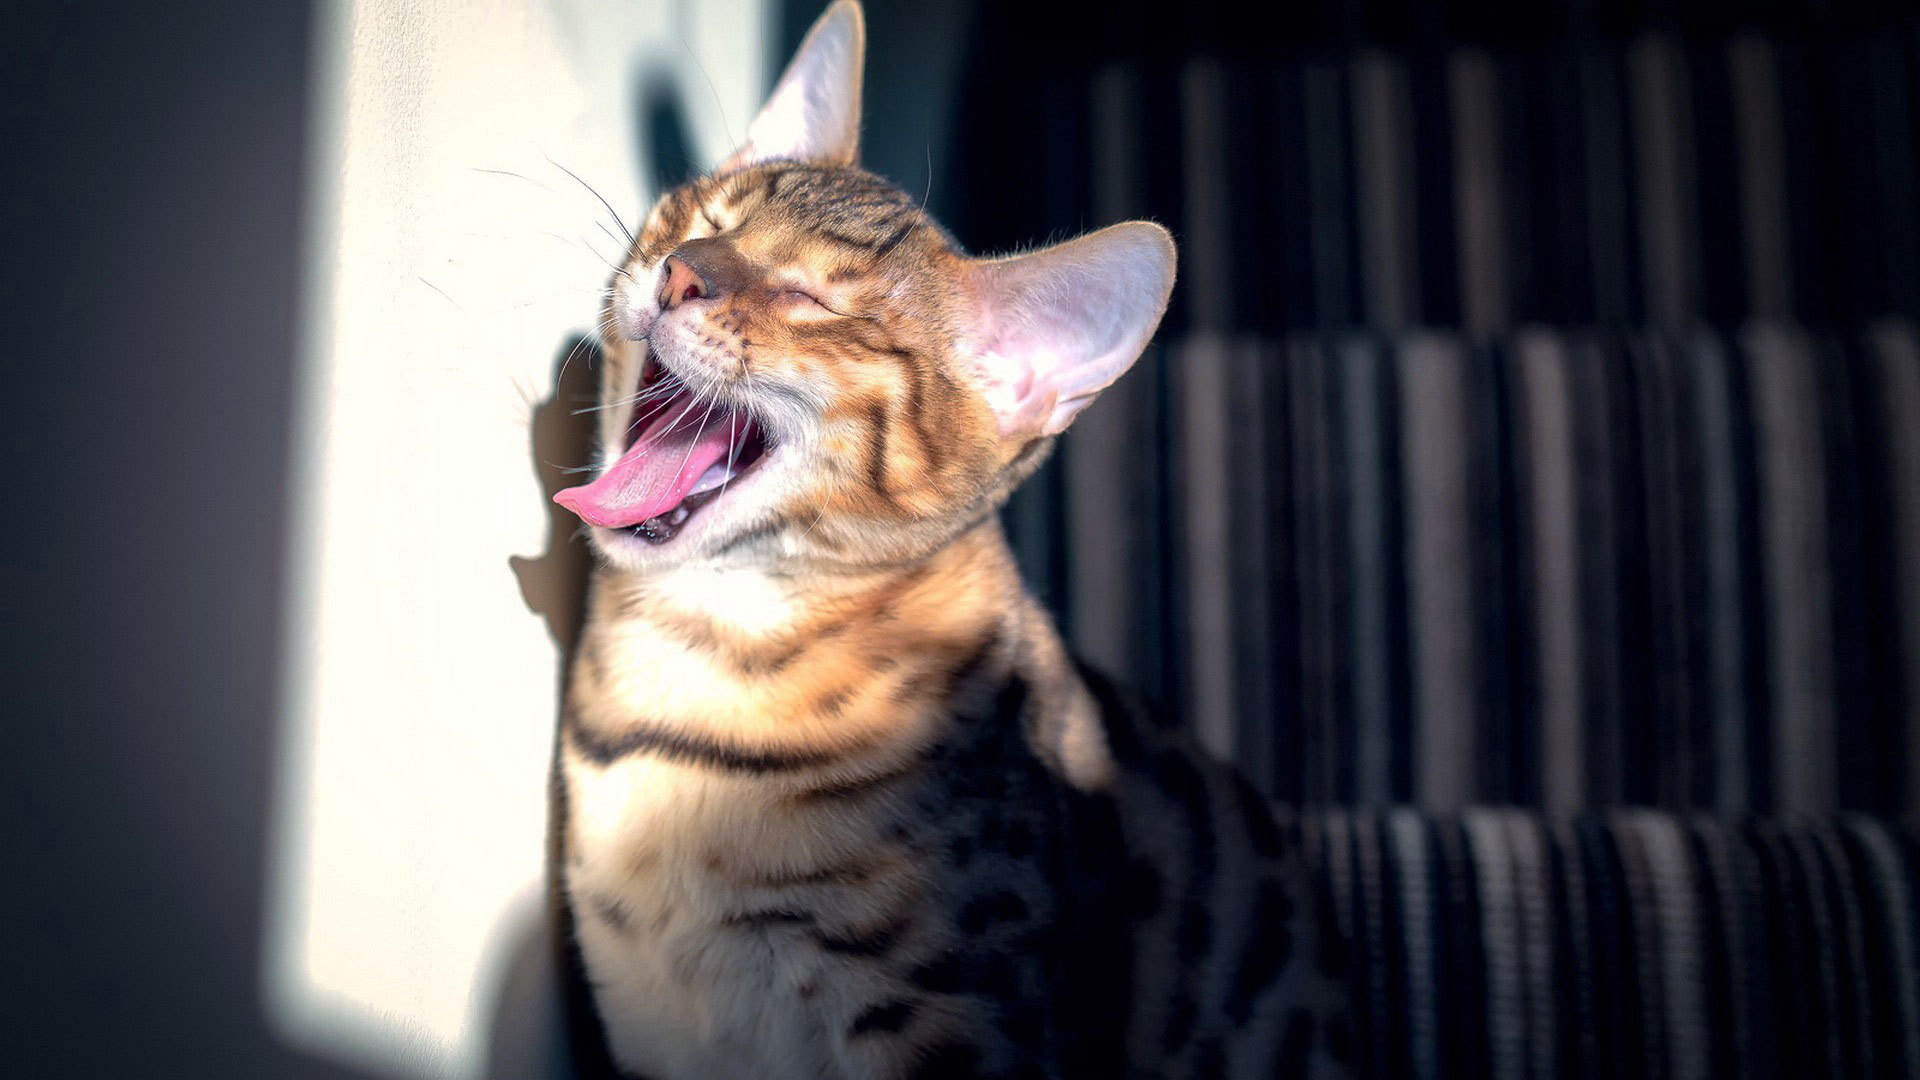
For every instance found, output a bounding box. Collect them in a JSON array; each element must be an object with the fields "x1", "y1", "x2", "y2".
[{"x1": 553, "y1": 407, "x2": 741, "y2": 529}]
